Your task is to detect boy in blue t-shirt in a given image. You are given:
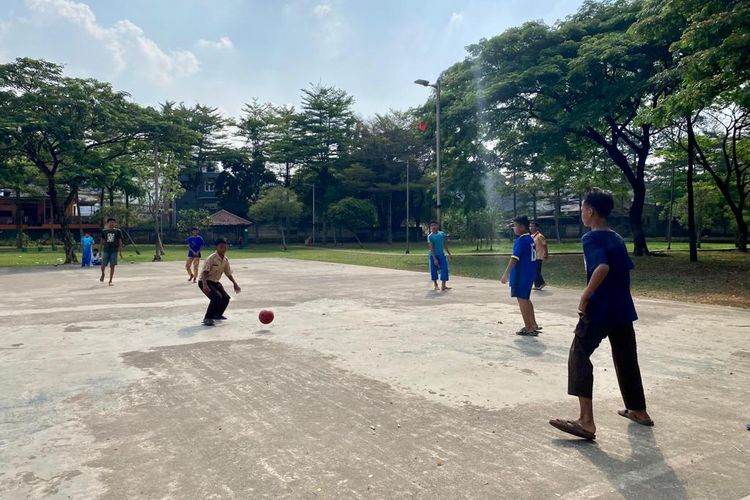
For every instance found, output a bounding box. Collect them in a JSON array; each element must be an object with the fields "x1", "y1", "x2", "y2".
[
  {"x1": 186, "y1": 227, "x2": 205, "y2": 282},
  {"x1": 80, "y1": 232, "x2": 95, "y2": 267},
  {"x1": 501, "y1": 215, "x2": 540, "y2": 335},
  {"x1": 427, "y1": 222, "x2": 452, "y2": 291},
  {"x1": 550, "y1": 189, "x2": 653, "y2": 441}
]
